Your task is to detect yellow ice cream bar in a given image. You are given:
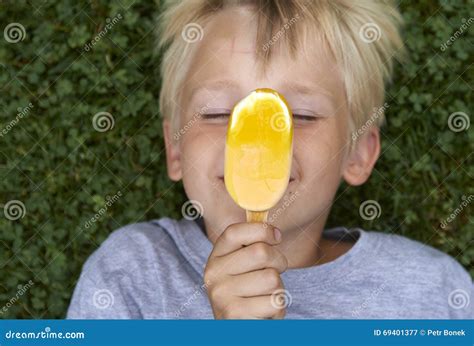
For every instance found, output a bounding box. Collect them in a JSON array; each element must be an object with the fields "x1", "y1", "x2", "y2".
[{"x1": 225, "y1": 88, "x2": 293, "y2": 213}]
